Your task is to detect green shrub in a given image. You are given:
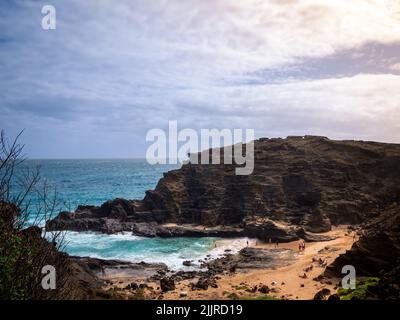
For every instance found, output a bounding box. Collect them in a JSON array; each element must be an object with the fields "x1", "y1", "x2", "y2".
[
  {"x1": 338, "y1": 277, "x2": 380, "y2": 300},
  {"x1": 226, "y1": 292, "x2": 240, "y2": 300},
  {"x1": 0, "y1": 221, "x2": 37, "y2": 300}
]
